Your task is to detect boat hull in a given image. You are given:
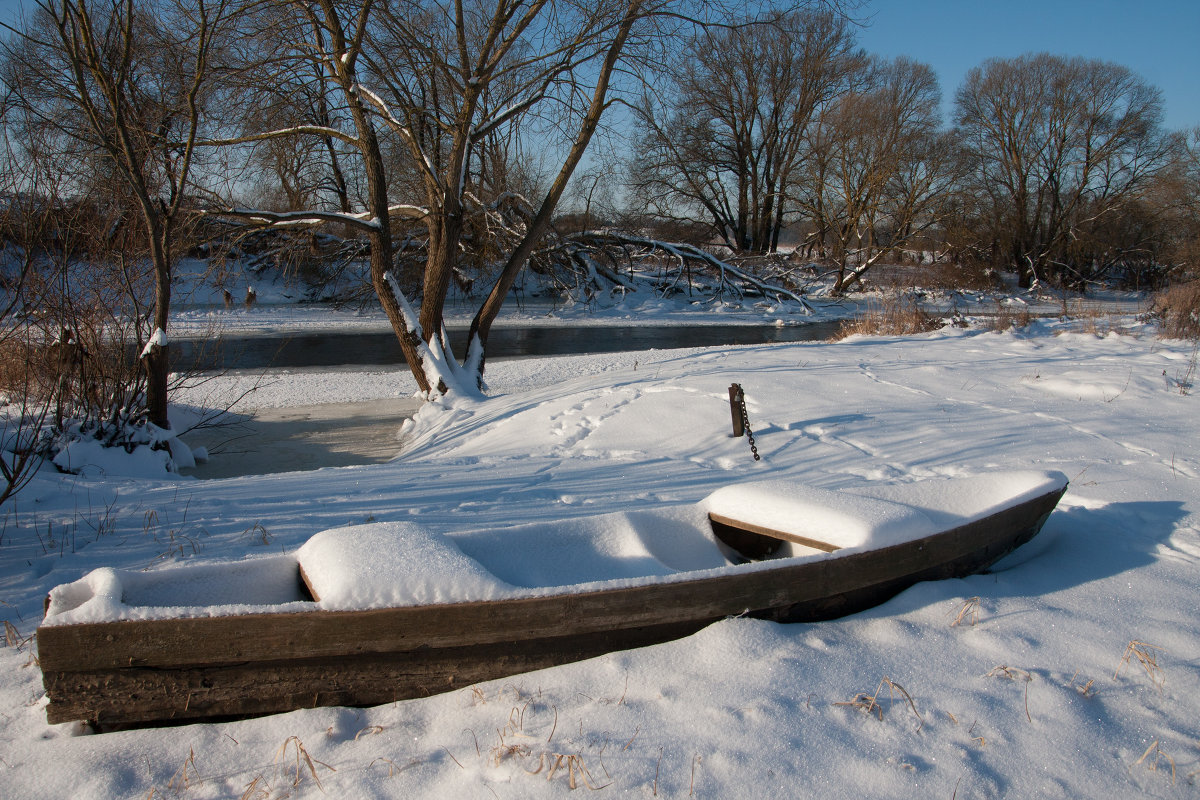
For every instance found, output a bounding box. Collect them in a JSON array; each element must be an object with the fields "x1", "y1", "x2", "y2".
[{"x1": 38, "y1": 485, "x2": 1065, "y2": 728}]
